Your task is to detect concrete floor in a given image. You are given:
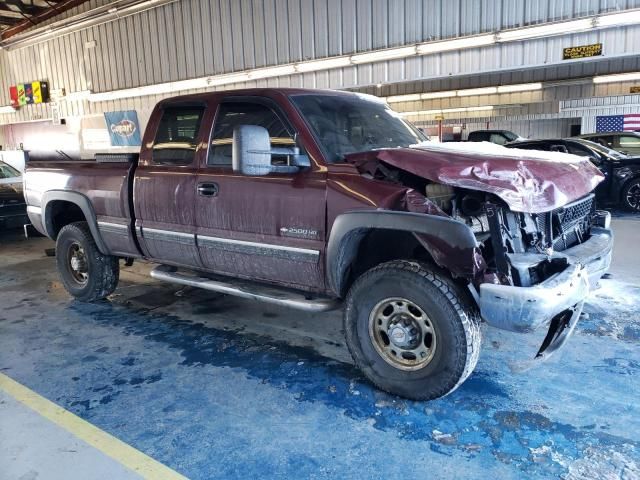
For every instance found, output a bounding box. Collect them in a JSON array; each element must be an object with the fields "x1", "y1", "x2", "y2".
[{"x1": 0, "y1": 215, "x2": 639, "y2": 479}]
